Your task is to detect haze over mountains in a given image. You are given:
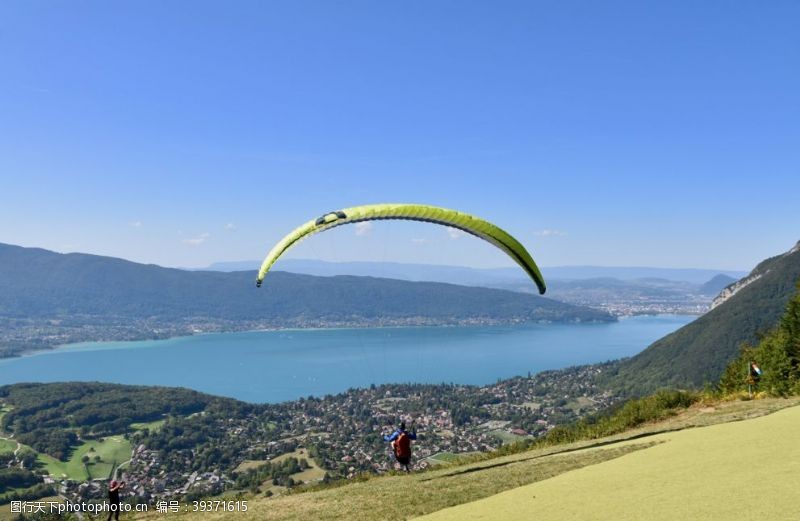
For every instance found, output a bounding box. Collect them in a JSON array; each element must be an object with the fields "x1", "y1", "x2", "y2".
[
  {"x1": 207, "y1": 258, "x2": 747, "y2": 285},
  {"x1": 0, "y1": 243, "x2": 612, "y2": 357},
  {"x1": 206, "y1": 259, "x2": 742, "y2": 316}
]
